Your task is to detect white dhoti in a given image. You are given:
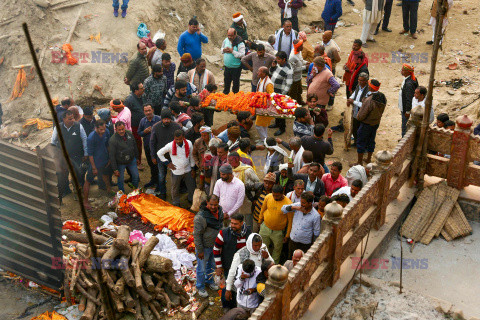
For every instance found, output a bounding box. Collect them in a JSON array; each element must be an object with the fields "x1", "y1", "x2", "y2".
[
  {"x1": 429, "y1": 16, "x2": 449, "y2": 43},
  {"x1": 360, "y1": 9, "x2": 383, "y2": 43}
]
